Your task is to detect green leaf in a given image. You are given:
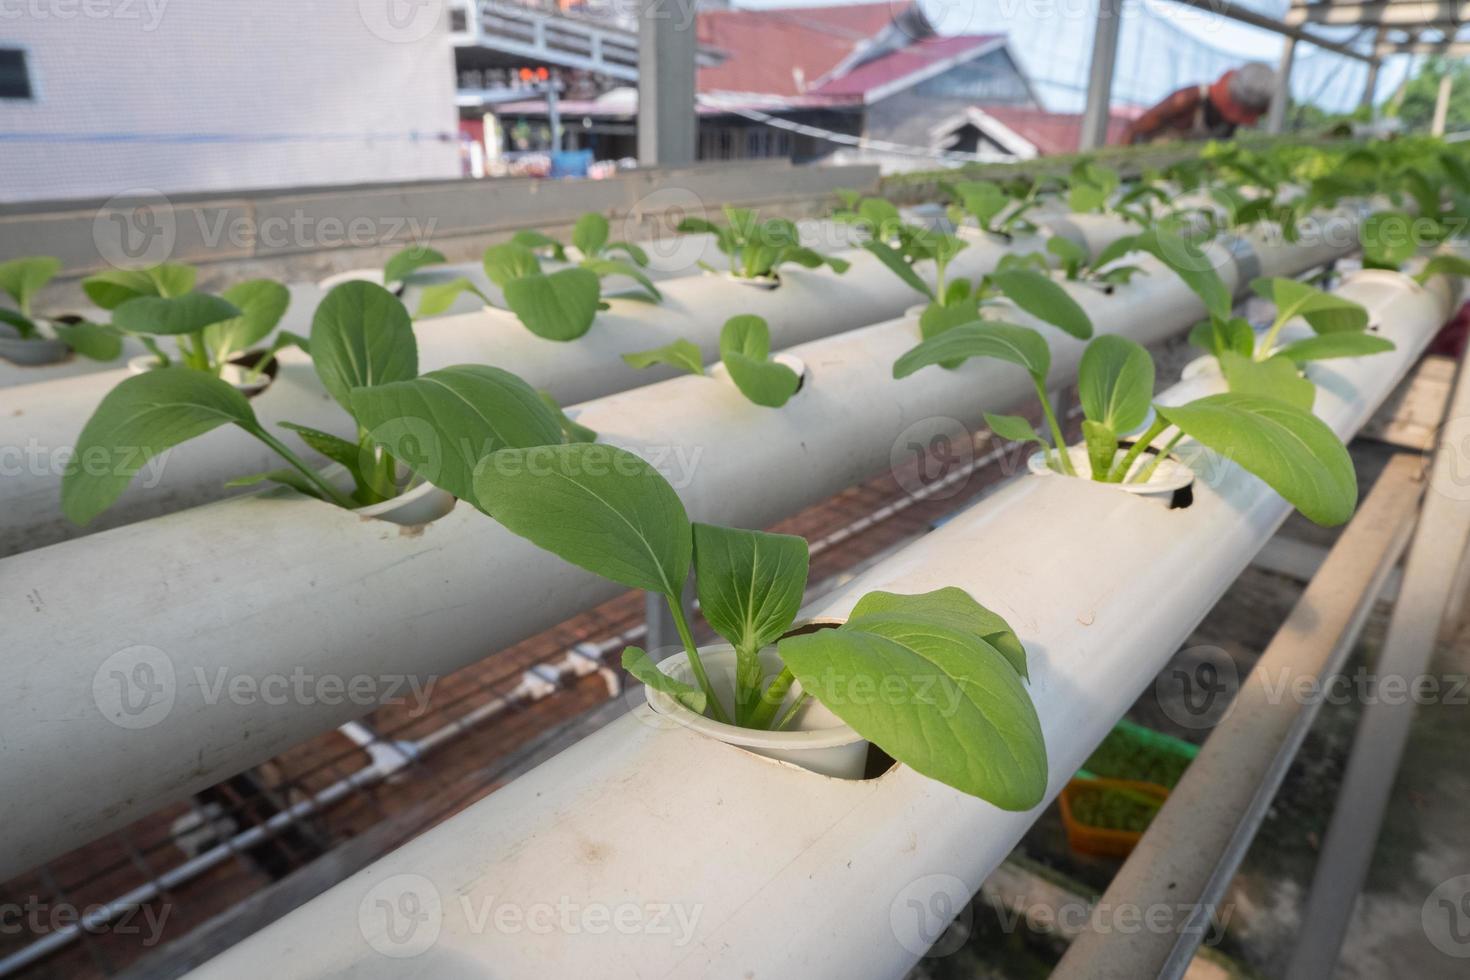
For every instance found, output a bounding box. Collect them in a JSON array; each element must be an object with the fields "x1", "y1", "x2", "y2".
[
  {"x1": 383, "y1": 245, "x2": 446, "y2": 286},
  {"x1": 622, "y1": 646, "x2": 706, "y2": 714},
  {"x1": 1078, "y1": 334, "x2": 1153, "y2": 432},
  {"x1": 82, "y1": 268, "x2": 163, "y2": 310},
  {"x1": 310, "y1": 281, "x2": 418, "y2": 413},
  {"x1": 693, "y1": 523, "x2": 809, "y2": 721},
  {"x1": 864, "y1": 240, "x2": 933, "y2": 300},
  {"x1": 1415, "y1": 254, "x2": 1470, "y2": 285},
  {"x1": 1068, "y1": 161, "x2": 1119, "y2": 213},
  {"x1": 62, "y1": 368, "x2": 258, "y2": 525},
  {"x1": 112, "y1": 293, "x2": 241, "y2": 337},
  {"x1": 482, "y1": 242, "x2": 542, "y2": 288},
  {"x1": 147, "y1": 263, "x2": 197, "y2": 298},
  {"x1": 848, "y1": 587, "x2": 1028, "y2": 680},
  {"x1": 1251, "y1": 277, "x2": 1369, "y2": 335},
  {"x1": 573, "y1": 213, "x2": 610, "y2": 257},
  {"x1": 1132, "y1": 227, "x2": 1231, "y2": 320},
  {"x1": 538, "y1": 390, "x2": 597, "y2": 443},
  {"x1": 919, "y1": 298, "x2": 981, "y2": 343},
  {"x1": 504, "y1": 267, "x2": 601, "y2": 341},
  {"x1": 893, "y1": 321, "x2": 1050, "y2": 383},
  {"x1": 510, "y1": 230, "x2": 567, "y2": 262},
  {"x1": 416, "y1": 277, "x2": 489, "y2": 317},
  {"x1": 1219, "y1": 351, "x2": 1314, "y2": 411},
  {"x1": 1360, "y1": 211, "x2": 1418, "y2": 270},
  {"x1": 205, "y1": 279, "x2": 290, "y2": 360},
  {"x1": 1083, "y1": 419, "x2": 1119, "y2": 482},
  {"x1": 1156, "y1": 392, "x2": 1356, "y2": 526},
  {"x1": 778, "y1": 601, "x2": 1047, "y2": 808},
  {"x1": 605, "y1": 240, "x2": 649, "y2": 266},
  {"x1": 622, "y1": 338, "x2": 704, "y2": 376},
  {"x1": 278, "y1": 421, "x2": 364, "y2": 472},
  {"x1": 224, "y1": 467, "x2": 328, "y2": 501},
  {"x1": 985, "y1": 412, "x2": 1043, "y2": 447},
  {"x1": 1275, "y1": 332, "x2": 1396, "y2": 363},
  {"x1": 352, "y1": 364, "x2": 562, "y2": 501},
  {"x1": 988, "y1": 269, "x2": 1092, "y2": 339},
  {"x1": 581, "y1": 257, "x2": 661, "y2": 303},
  {"x1": 1188, "y1": 315, "x2": 1255, "y2": 359},
  {"x1": 0, "y1": 307, "x2": 38, "y2": 338},
  {"x1": 52, "y1": 320, "x2": 122, "y2": 361},
  {"x1": 472, "y1": 442, "x2": 692, "y2": 599},
  {"x1": 1045, "y1": 235, "x2": 1087, "y2": 276},
  {"x1": 0, "y1": 256, "x2": 60, "y2": 313},
  {"x1": 719, "y1": 315, "x2": 800, "y2": 408}
]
